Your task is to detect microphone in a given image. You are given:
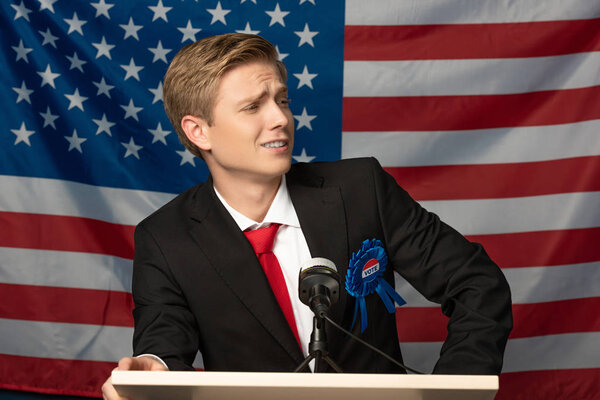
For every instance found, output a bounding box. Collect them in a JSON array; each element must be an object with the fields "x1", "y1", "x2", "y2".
[{"x1": 298, "y1": 257, "x2": 340, "y2": 318}]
